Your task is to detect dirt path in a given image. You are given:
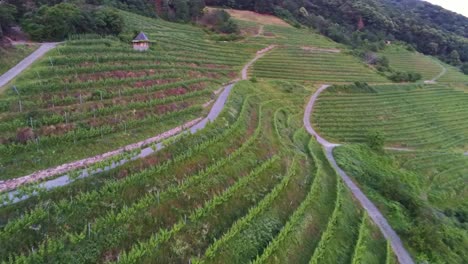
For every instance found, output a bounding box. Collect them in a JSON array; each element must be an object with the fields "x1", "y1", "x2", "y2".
[
  {"x1": 0, "y1": 46, "x2": 276, "y2": 203},
  {"x1": 241, "y1": 45, "x2": 276, "y2": 80},
  {"x1": 0, "y1": 42, "x2": 59, "y2": 90},
  {"x1": 304, "y1": 84, "x2": 415, "y2": 264},
  {"x1": 255, "y1": 25, "x2": 264, "y2": 37},
  {"x1": 425, "y1": 59, "x2": 447, "y2": 83}
]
